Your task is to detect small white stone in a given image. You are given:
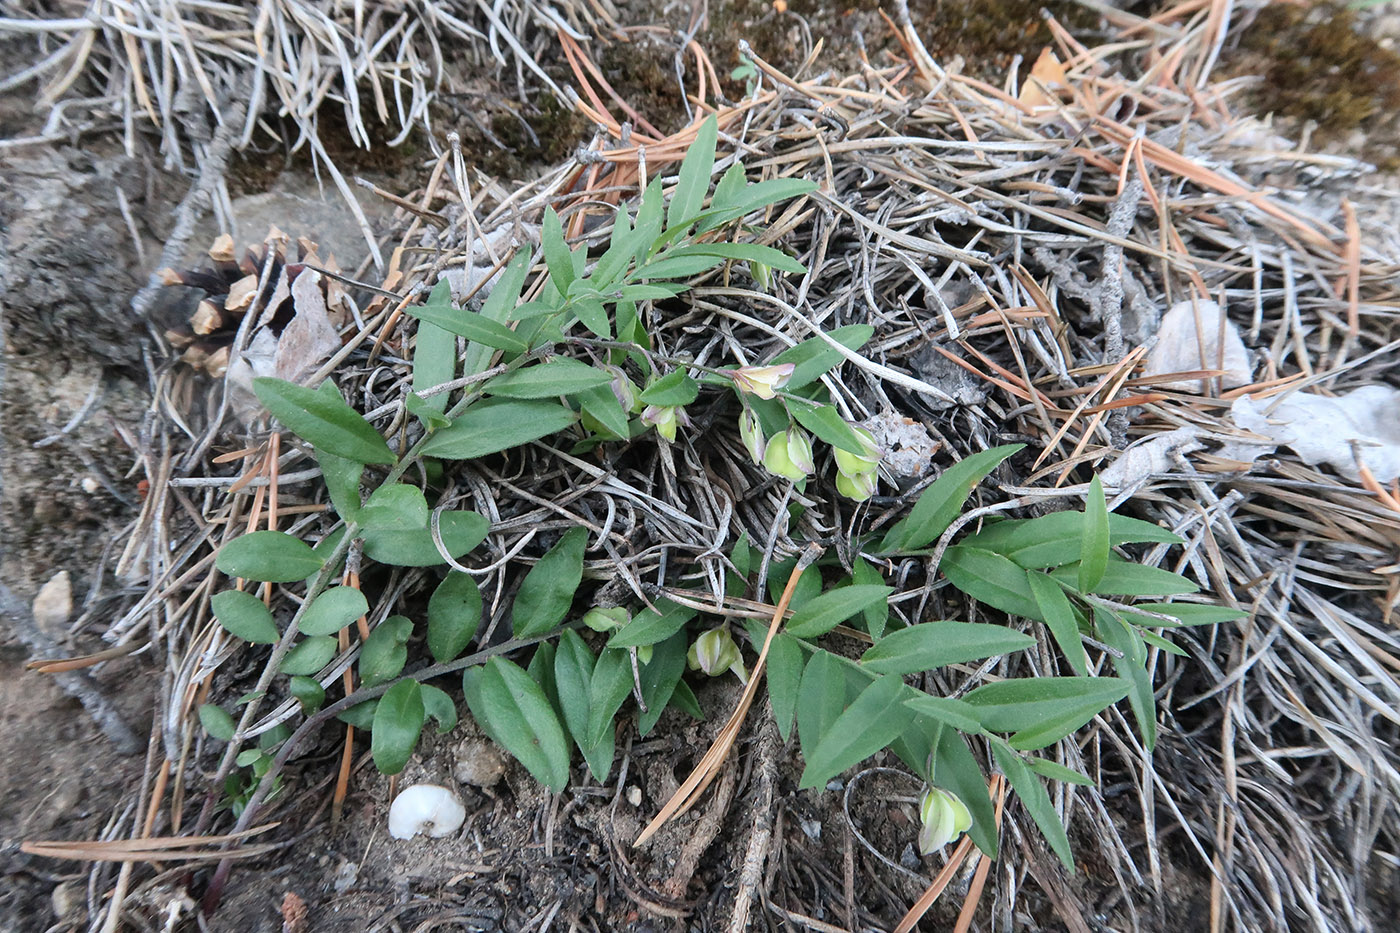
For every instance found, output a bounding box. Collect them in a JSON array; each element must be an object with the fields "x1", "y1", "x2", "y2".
[
  {"x1": 80, "y1": 476, "x2": 100, "y2": 494},
  {"x1": 32, "y1": 571, "x2": 73, "y2": 636},
  {"x1": 626, "y1": 785, "x2": 642, "y2": 807},
  {"x1": 388, "y1": 784, "x2": 466, "y2": 840}
]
